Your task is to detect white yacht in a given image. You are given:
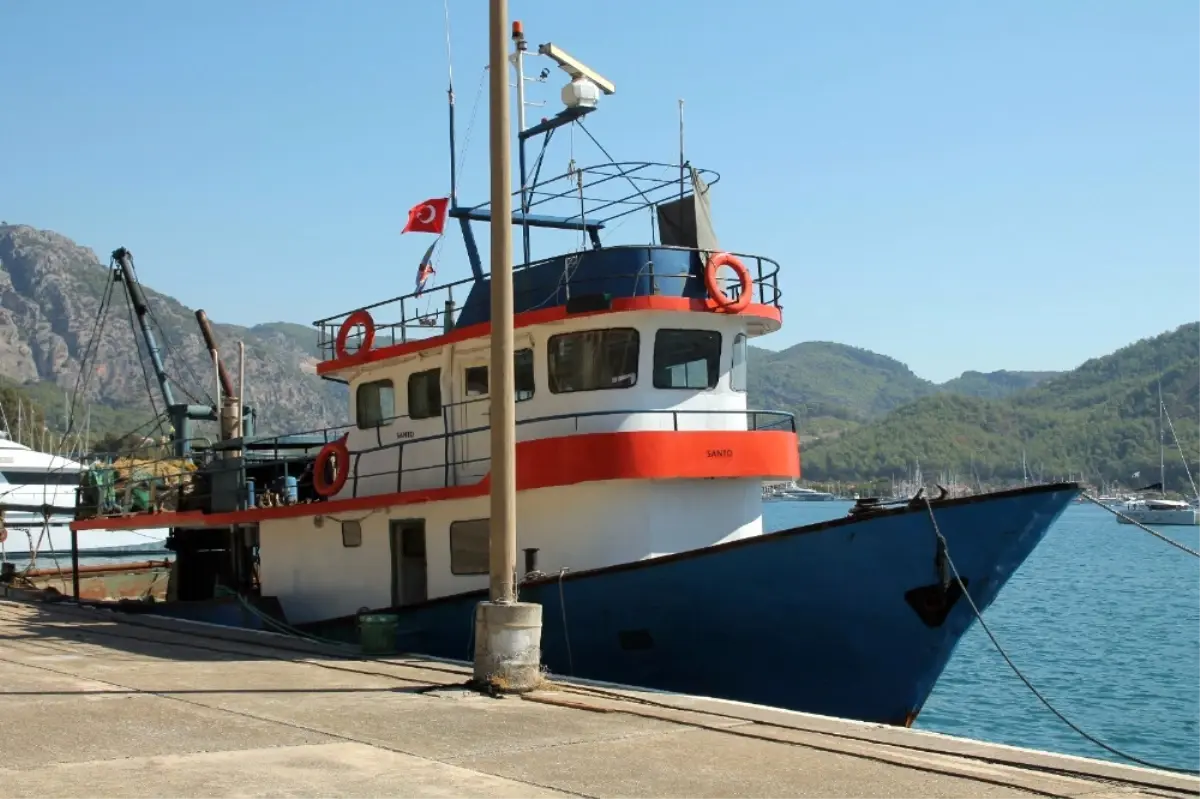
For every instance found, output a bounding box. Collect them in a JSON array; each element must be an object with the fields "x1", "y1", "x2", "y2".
[
  {"x1": 764, "y1": 482, "x2": 836, "y2": 501},
  {"x1": 1116, "y1": 497, "x2": 1199, "y2": 527},
  {"x1": 1114, "y1": 383, "x2": 1199, "y2": 527},
  {"x1": 0, "y1": 433, "x2": 169, "y2": 558}
]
